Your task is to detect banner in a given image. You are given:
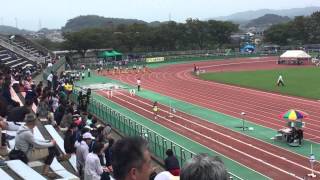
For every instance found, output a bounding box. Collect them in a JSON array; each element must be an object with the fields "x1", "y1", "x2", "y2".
[{"x1": 146, "y1": 57, "x2": 165, "y2": 63}]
